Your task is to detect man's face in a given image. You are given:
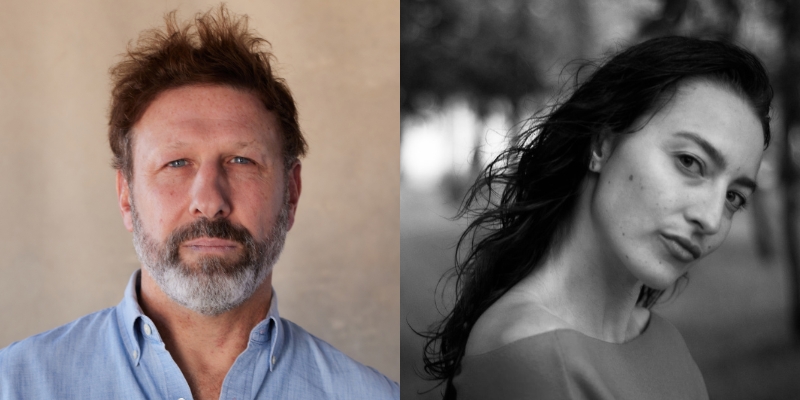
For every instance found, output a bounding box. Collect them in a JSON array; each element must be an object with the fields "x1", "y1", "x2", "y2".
[{"x1": 117, "y1": 84, "x2": 301, "y2": 315}]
